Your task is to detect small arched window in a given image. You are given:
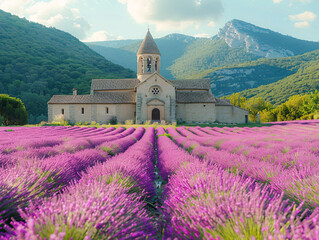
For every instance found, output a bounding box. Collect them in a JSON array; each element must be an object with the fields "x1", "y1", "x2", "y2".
[
  {"x1": 61, "y1": 108, "x2": 64, "y2": 115},
  {"x1": 147, "y1": 57, "x2": 151, "y2": 72},
  {"x1": 106, "y1": 107, "x2": 109, "y2": 114},
  {"x1": 155, "y1": 58, "x2": 158, "y2": 71},
  {"x1": 81, "y1": 108, "x2": 84, "y2": 114}
]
